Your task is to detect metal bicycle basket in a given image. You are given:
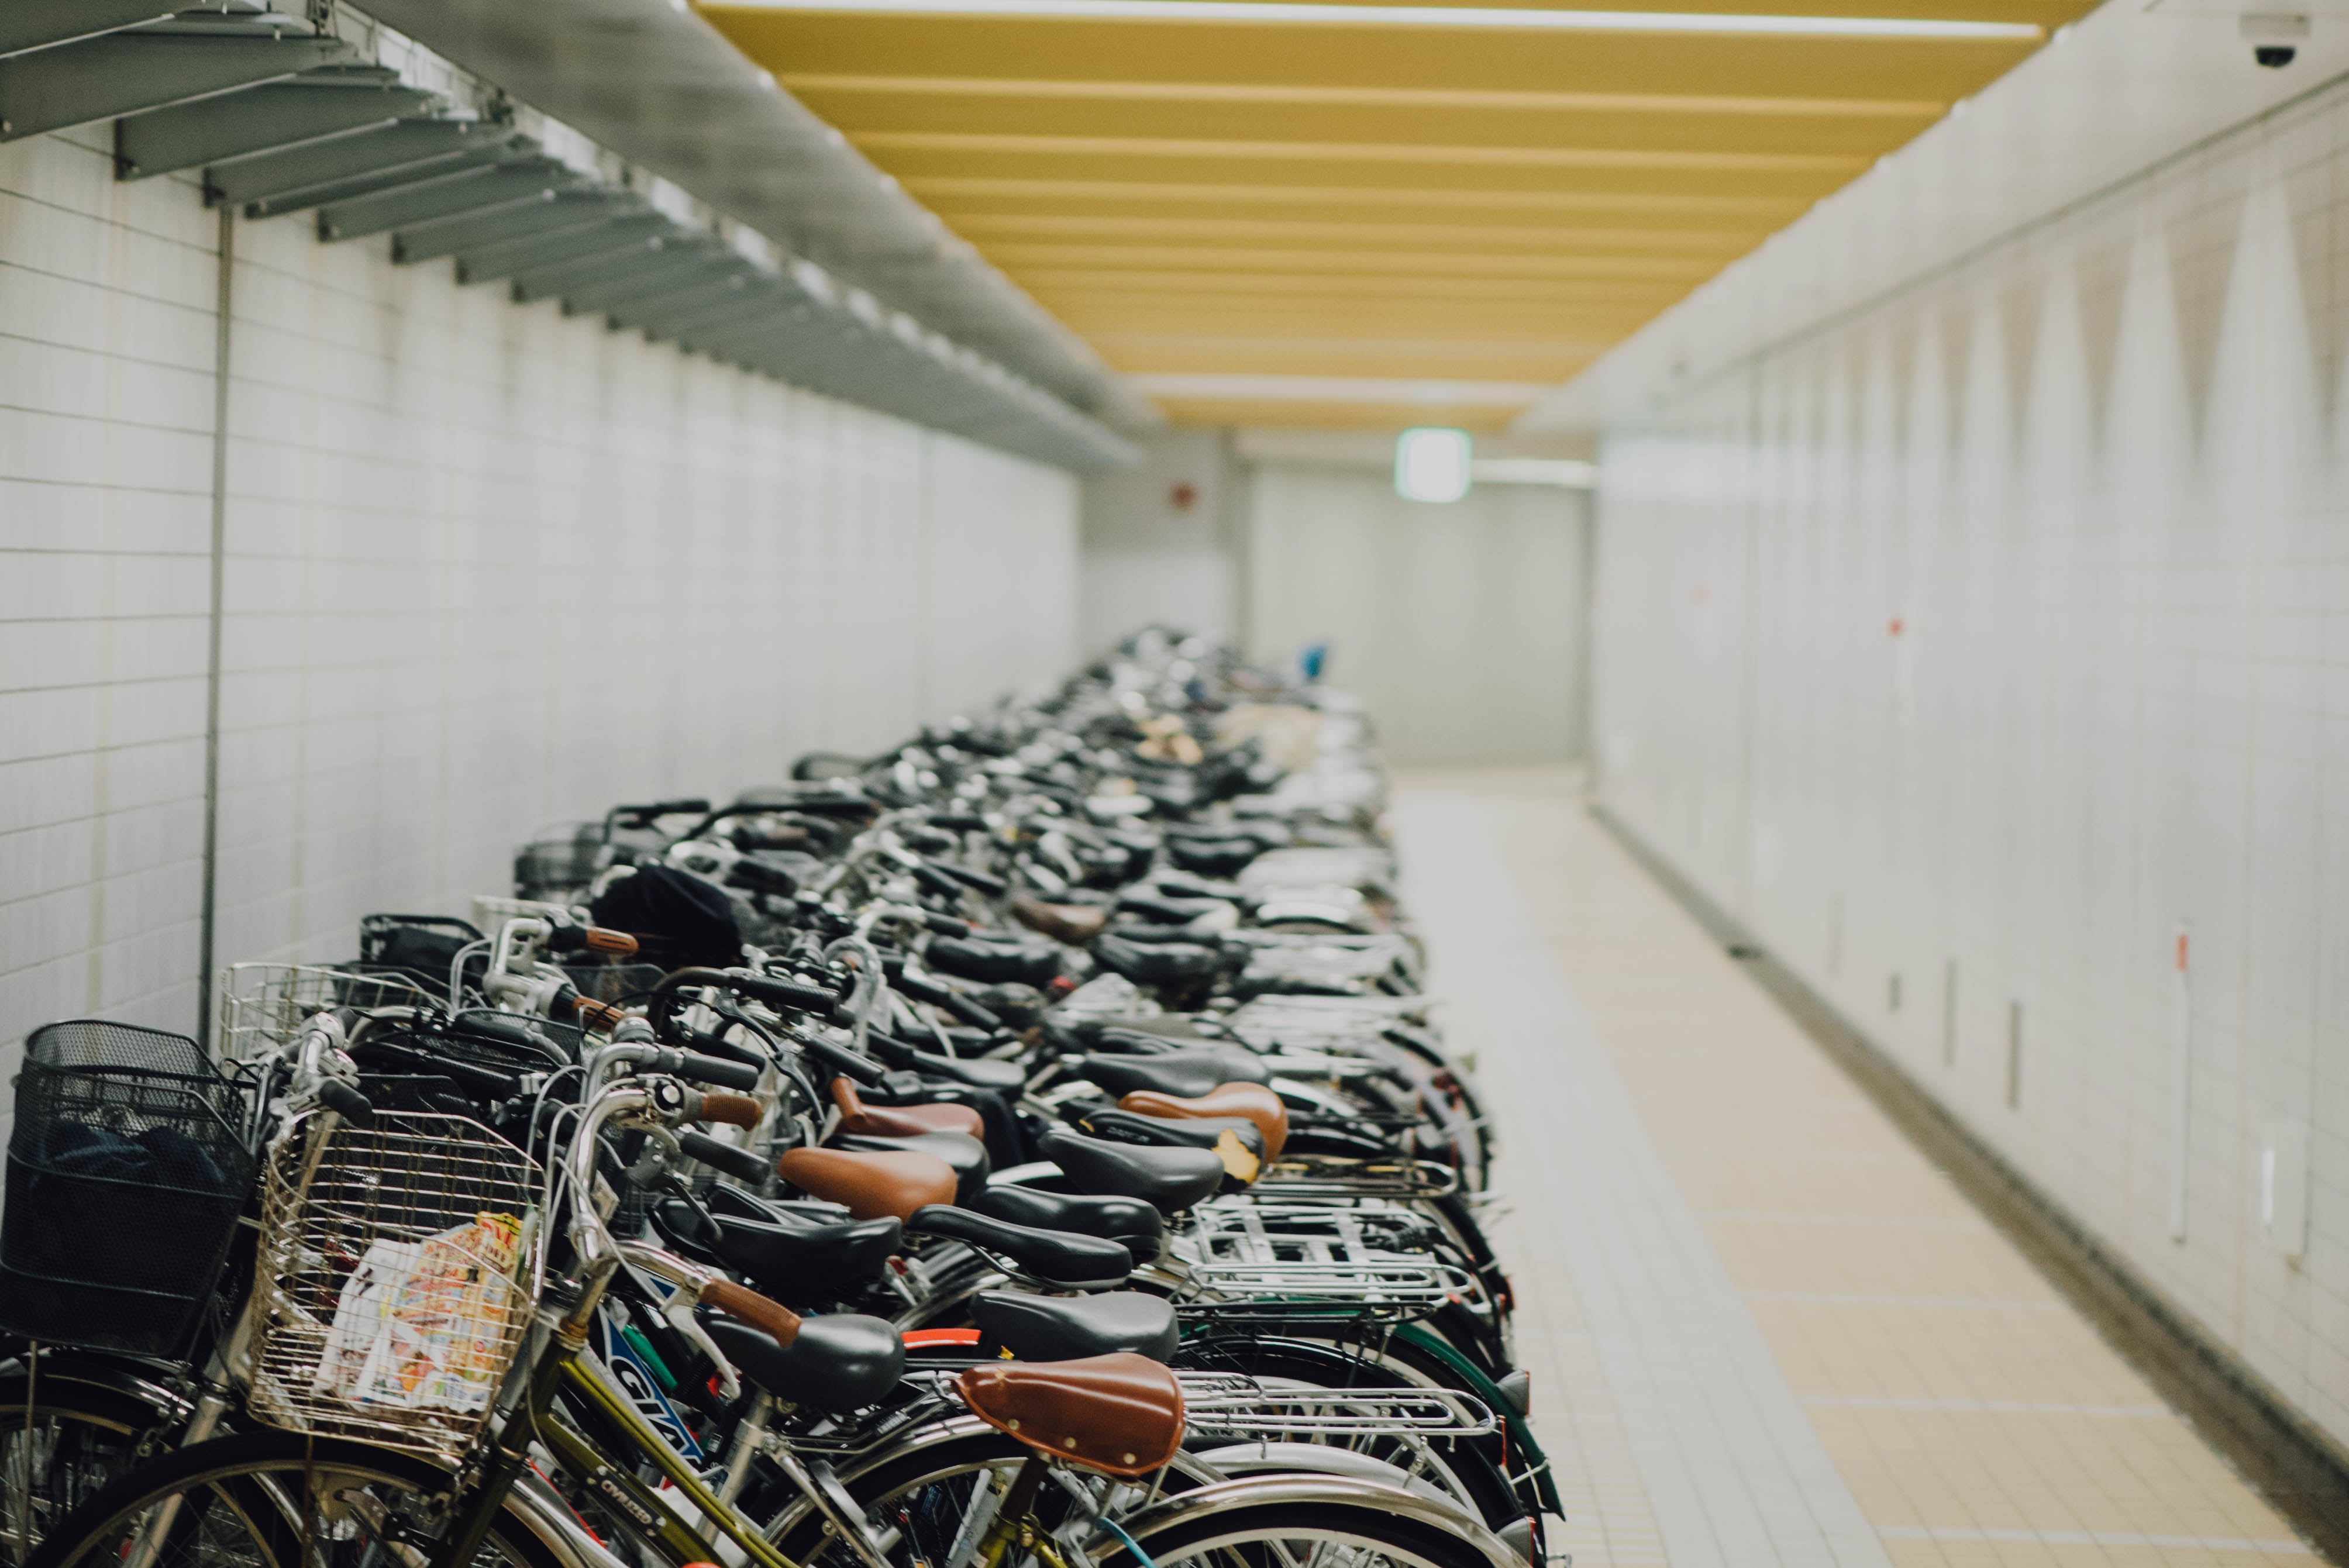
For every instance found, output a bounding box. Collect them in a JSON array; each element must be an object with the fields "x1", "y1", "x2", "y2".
[
  {"x1": 248, "y1": 1110, "x2": 543, "y2": 1462},
  {"x1": 0, "y1": 1021, "x2": 257, "y2": 1357}
]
